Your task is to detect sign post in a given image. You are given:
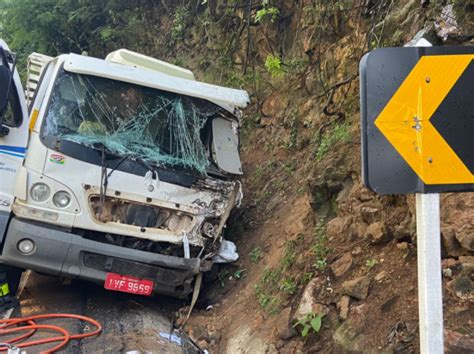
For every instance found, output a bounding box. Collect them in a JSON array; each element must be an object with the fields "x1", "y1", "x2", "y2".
[
  {"x1": 416, "y1": 193, "x2": 443, "y2": 353},
  {"x1": 360, "y1": 43, "x2": 474, "y2": 353}
]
